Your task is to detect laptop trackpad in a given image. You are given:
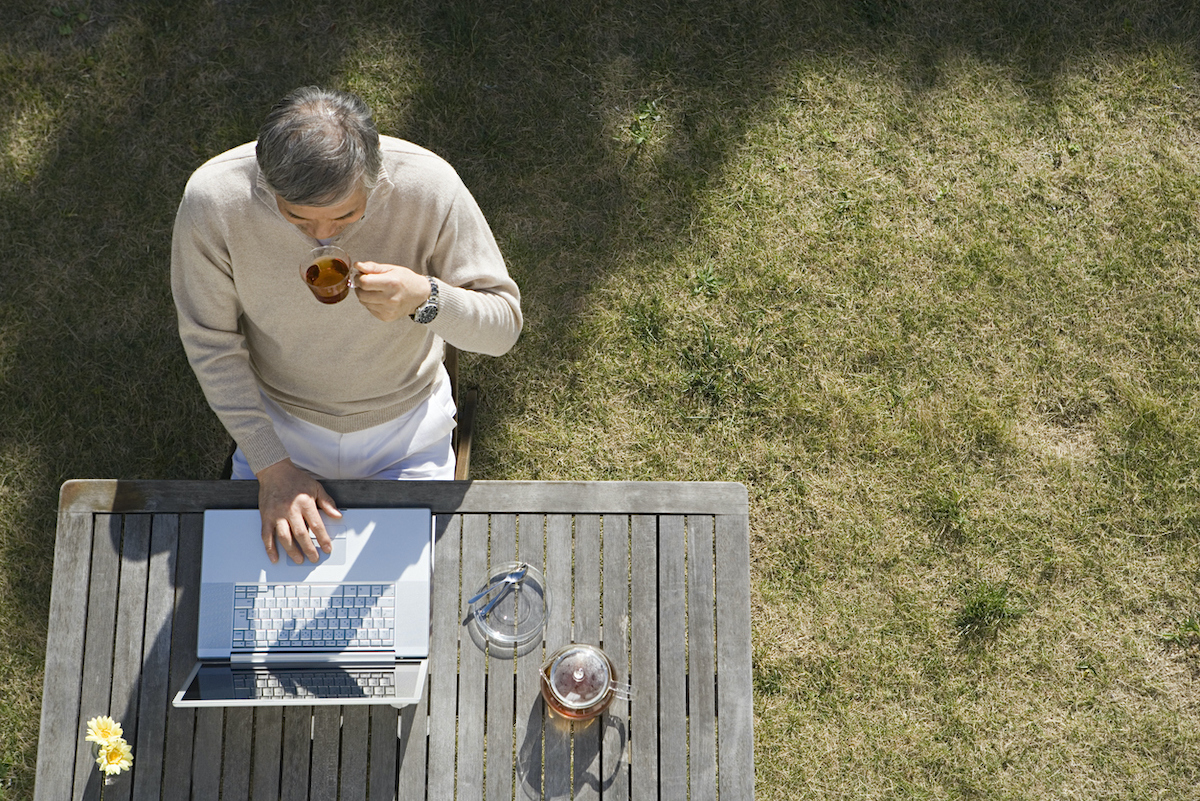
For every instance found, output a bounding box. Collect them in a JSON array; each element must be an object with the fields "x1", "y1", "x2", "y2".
[
  {"x1": 289, "y1": 533, "x2": 347, "y2": 566},
  {"x1": 393, "y1": 662, "x2": 424, "y2": 699}
]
